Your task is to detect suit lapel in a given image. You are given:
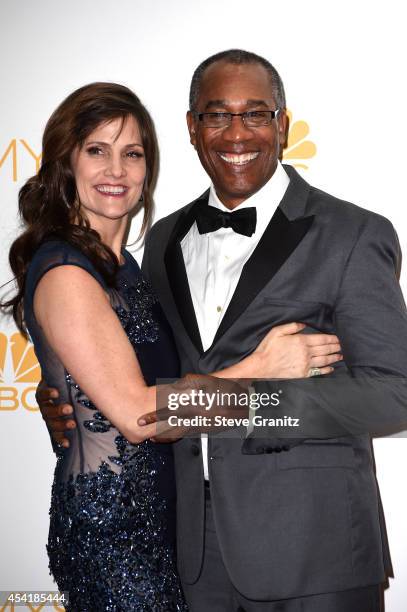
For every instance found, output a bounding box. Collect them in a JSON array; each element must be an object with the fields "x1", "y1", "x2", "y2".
[
  {"x1": 212, "y1": 165, "x2": 314, "y2": 346},
  {"x1": 164, "y1": 191, "x2": 209, "y2": 354},
  {"x1": 213, "y1": 207, "x2": 314, "y2": 343}
]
